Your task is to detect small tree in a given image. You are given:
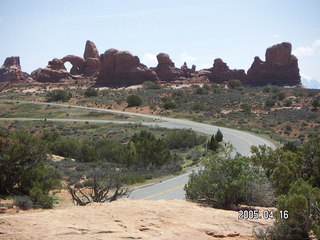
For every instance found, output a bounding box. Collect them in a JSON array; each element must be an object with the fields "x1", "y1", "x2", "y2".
[
  {"x1": 127, "y1": 95, "x2": 142, "y2": 107},
  {"x1": 45, "y1": 90, "x2": 72, "y2": 102},
  {"x1": 312, "y1": 98, "x2": 320, "y2": 110},
  {"x1": 67, "y1": 170, "x2": 130, "y2": 206},
  {"x1": 227, "y1": 79, "x2": 242, "y2": 89},
  {"x1": 215, "y1": 129, "x2": 223, "y2": 142},
  {"x1": 208, "y1": 134, "x2": 219, "y2": 151},
  {"x1": 163, "y1": 100, "x2": 176, "y2": 110},
  {"x1": 84, "y1": 87, "x2": 98, "y2": 97}
]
